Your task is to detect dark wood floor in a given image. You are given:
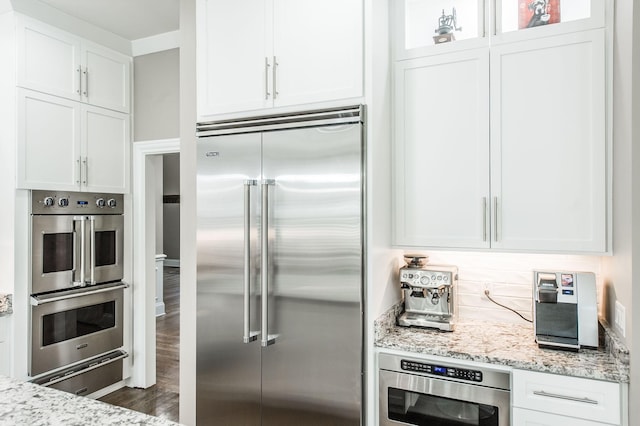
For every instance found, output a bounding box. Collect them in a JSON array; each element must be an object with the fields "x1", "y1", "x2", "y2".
[{"x1": 99, "y1": 266, "x2": 180, "y2": 423}]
